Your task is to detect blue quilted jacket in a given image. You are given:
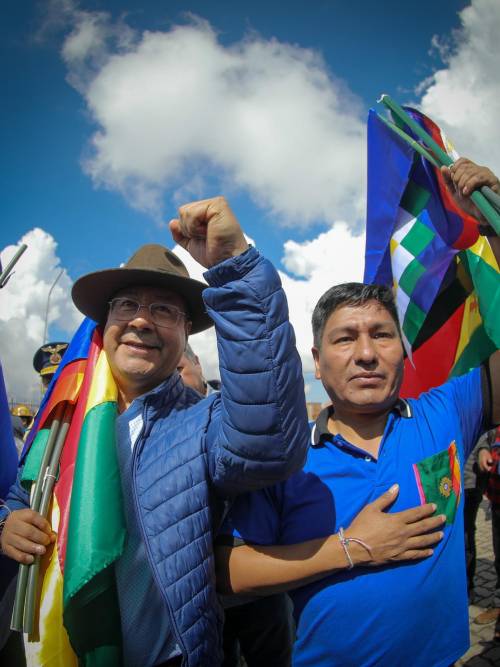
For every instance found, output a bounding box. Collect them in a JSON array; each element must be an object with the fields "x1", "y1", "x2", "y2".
[{"x1": 2, "y1": 247, "x2": 309, "y2": 666}]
